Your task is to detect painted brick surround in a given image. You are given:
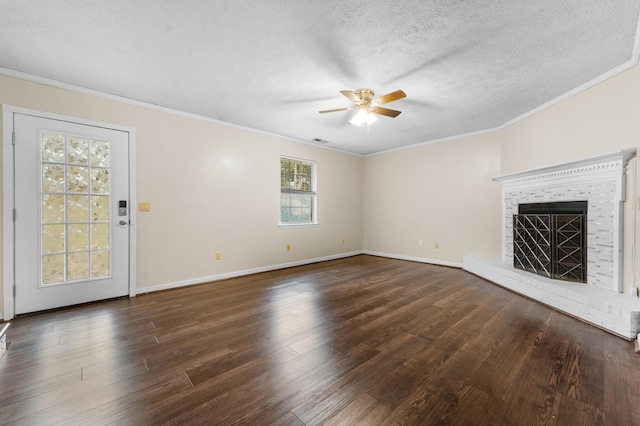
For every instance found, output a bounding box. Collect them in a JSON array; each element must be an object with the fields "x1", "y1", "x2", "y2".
[{"x1": 463, "y1": 149, "x2": 640, "y2": 339}]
